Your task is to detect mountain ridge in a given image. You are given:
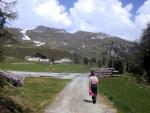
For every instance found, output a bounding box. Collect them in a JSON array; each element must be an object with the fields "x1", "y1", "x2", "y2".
[{"x1": 2, "y1": 26, "x2": 136, "y2": 59}]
